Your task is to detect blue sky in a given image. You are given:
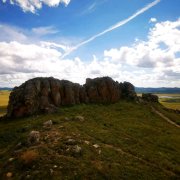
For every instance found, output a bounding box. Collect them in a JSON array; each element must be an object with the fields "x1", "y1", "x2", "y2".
[{"x1": 0, "y1": 0, "x2": 180, "y2": 87}]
